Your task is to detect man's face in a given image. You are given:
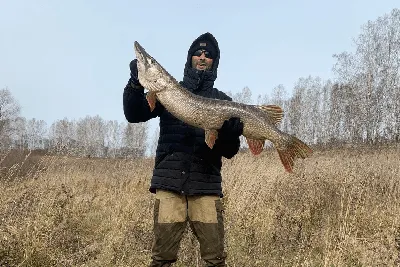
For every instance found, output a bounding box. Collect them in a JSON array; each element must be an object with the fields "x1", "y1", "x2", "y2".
[{"x1": 191, "y1": 49, "x2": 213, "y2": 71}]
